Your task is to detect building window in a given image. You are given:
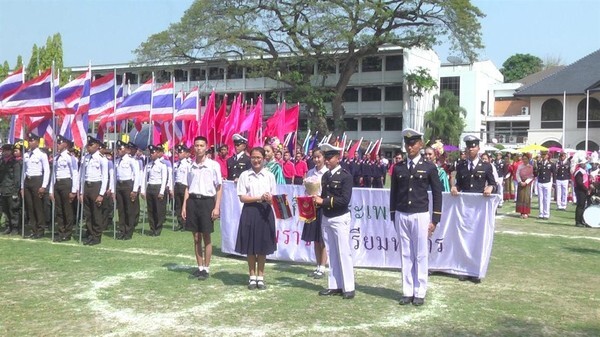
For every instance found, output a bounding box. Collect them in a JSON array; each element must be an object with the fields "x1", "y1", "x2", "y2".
[
  {"x1": 385, "y1": 55, "x2": 403, "y2": 71},
  {"x1": 344, "y1": 118, "x2": 358, "y2": 131},
  {"x1": 317, "y1": 60, "x2": 336, "y2": 74},
  {"x1": 361, "y1": 56, "x2": 382, "y2": 72},
  {"x1": 123, "y1": 72, "x2": 138, "y2": 84},
  {"x1": 440, "y1": 76, "x2": 460, "y2": 101},
  {"x1": 343, "y1": 88, "x2": 358, "y2": 102},
  {"x1": 540, "y1": 98, "x2": 563, "y2": 129},
  {"x1": 385, "y1": 86, "x2": 403, "y2": 101},
  {"x1": 208, "y1": 67, "x2": 224, "y2": 80},
  {"x1": 362, "y1": 87, "x2": 382, "y2": 102},
  {"x1": 384, "y1": 117, "x2": 402, "y2": 131},
  {"x1": 264, "y1": 91, "x2": 278, "y2": 104},
  {"x1": 190, "y1": 68, "x2": 205, "y2": 81},
  {"x1": 361, "y1": 117, "x2": 381, "y2": 131},
  {"x1": 493, "y1": 121, "x2": 529, "y2": 143},
  {"x1": 174, "y1": 69, "x2": 187, "y2": 82},
  {"x1": 577, "y1": 97, "x2": 600, "y2": 128},
  {"x1": 227, "y1": 66, "x2": 244, "y2": 79}
]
